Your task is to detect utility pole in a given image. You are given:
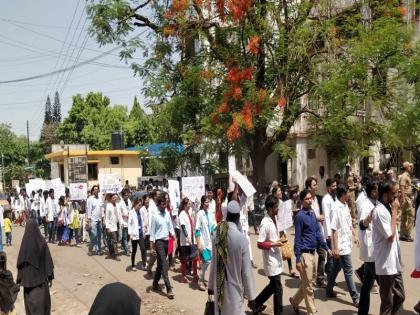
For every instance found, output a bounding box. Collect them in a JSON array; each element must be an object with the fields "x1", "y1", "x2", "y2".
[
  {"x1": 1, "y1": 153, "x2": 5, "y2": 191},
  {"x1": 26, "y1": 120, "x2": 30, "y2": 165}
]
